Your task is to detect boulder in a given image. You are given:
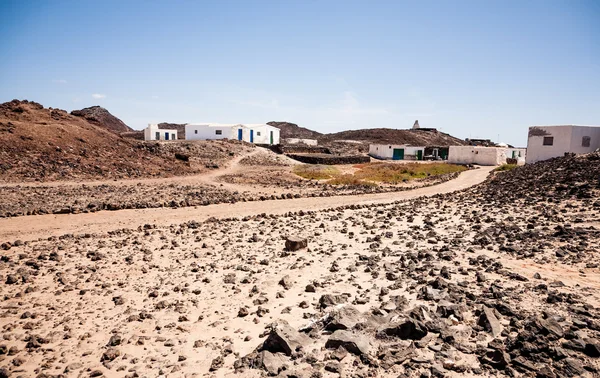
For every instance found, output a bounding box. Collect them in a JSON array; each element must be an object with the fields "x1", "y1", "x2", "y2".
[
  {"x1": 325, "y1": 330, "x2": 370, "y2": 356},
  {"x1": 325, "y1": 305, "x2": 362, "y2": 331},
  {"x1": 260, "y1": 320, "x2": 310, "y2": 356},
  {"x1": 285, "y1": 236, "x2": 307, "y2": 251},
  {"x1": 379, "y1": 318, "x2": 428, "y2": 340},
  {"x1": 478, "y1": 306, "x2": 503, "y2": 338}
]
